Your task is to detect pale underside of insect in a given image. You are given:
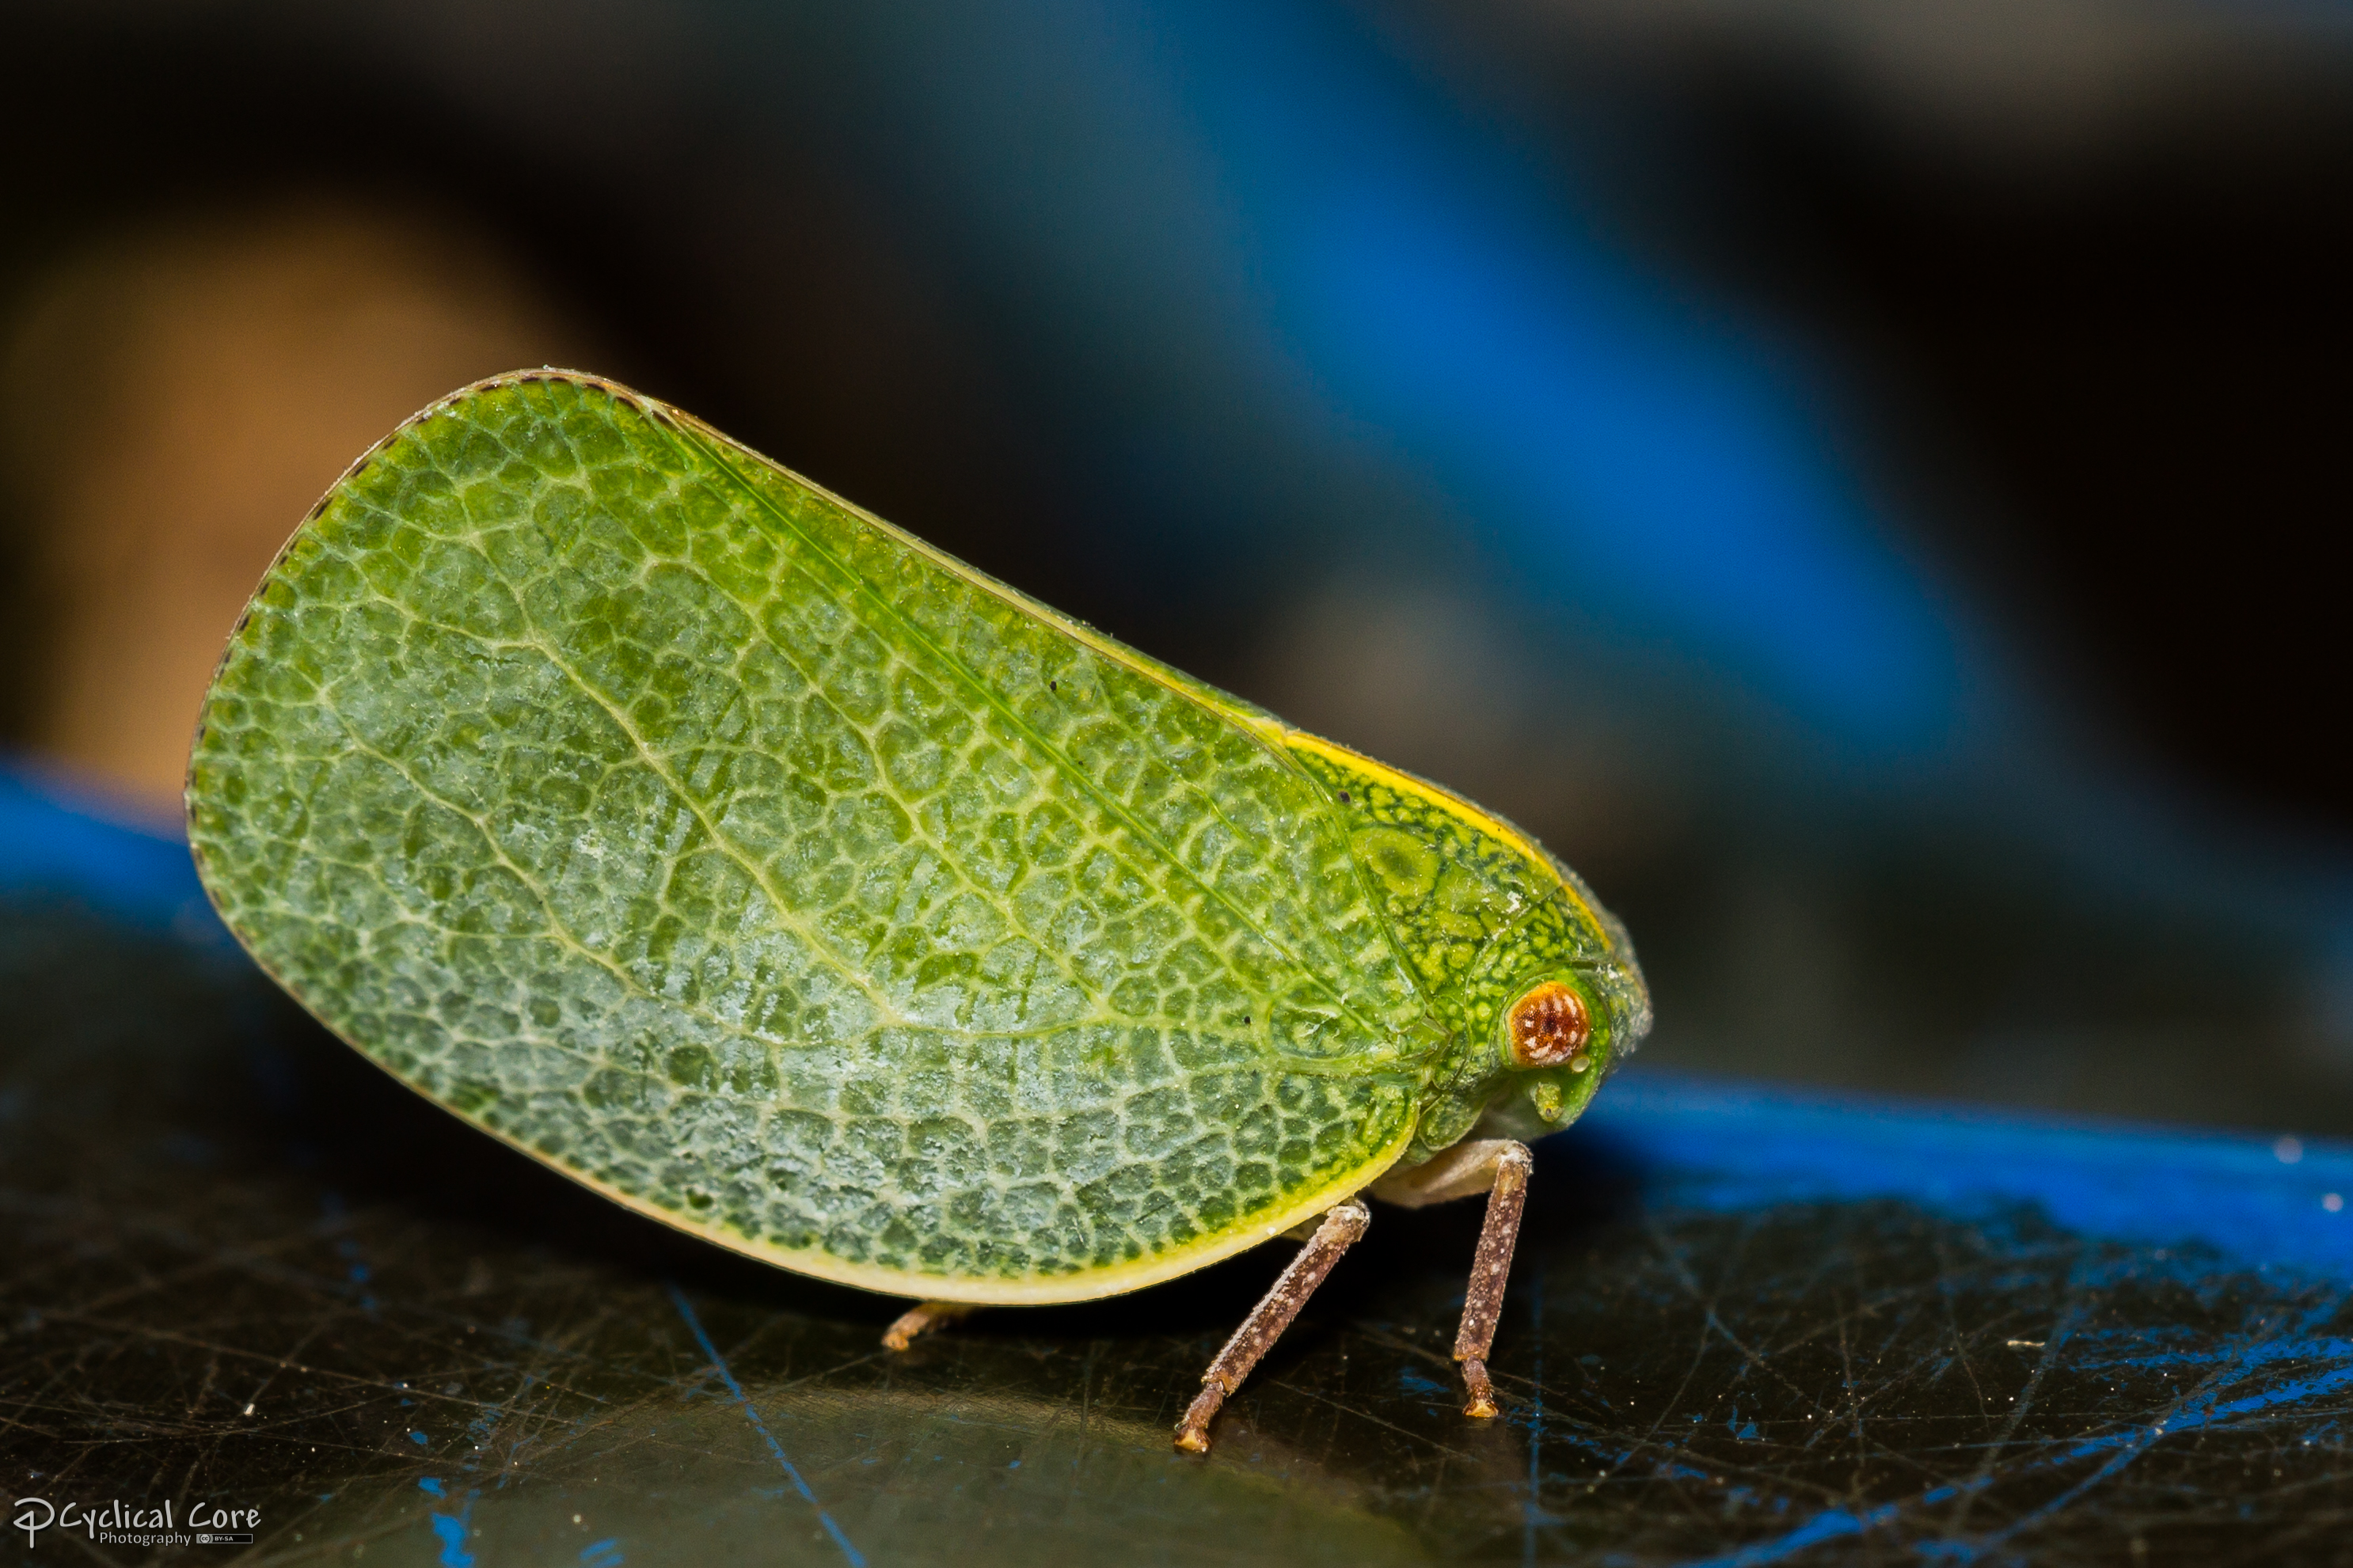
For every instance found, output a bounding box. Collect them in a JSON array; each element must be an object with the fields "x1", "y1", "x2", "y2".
[{"x1": 184, "y1": 372, "x2": 1652, "y2": 1453}]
